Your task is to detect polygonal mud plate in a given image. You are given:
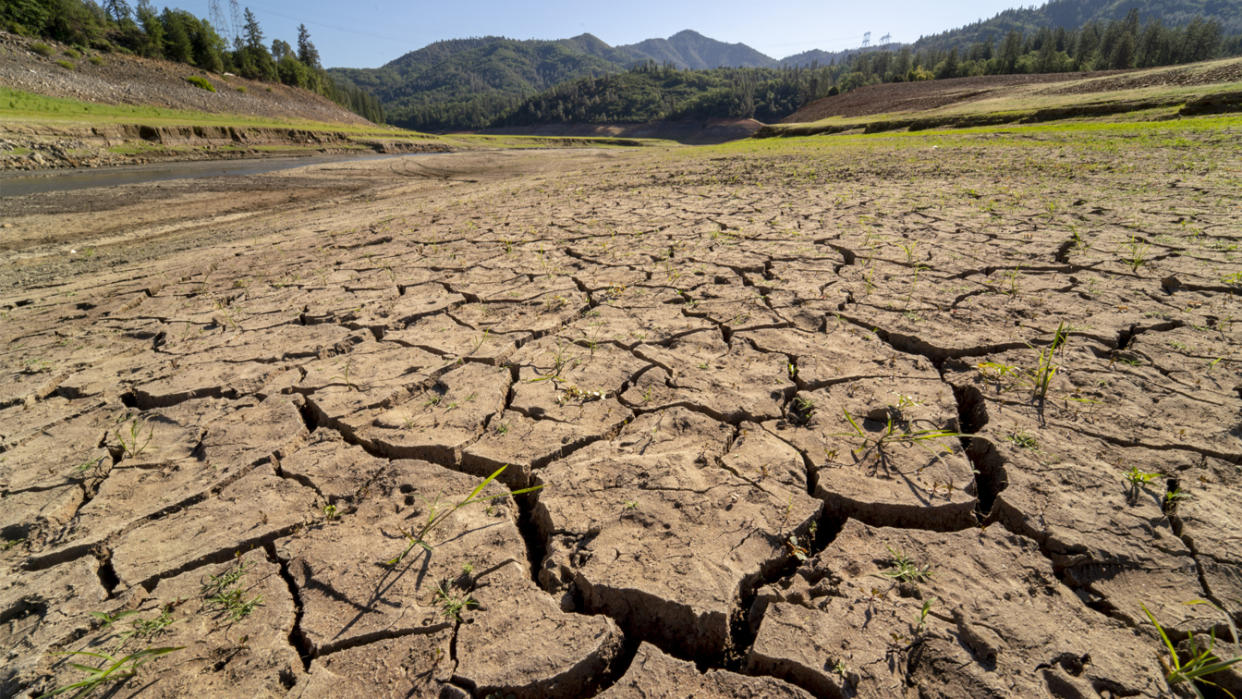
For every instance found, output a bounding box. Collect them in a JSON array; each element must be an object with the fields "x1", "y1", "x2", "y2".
[
  {"x1": 601, "y1": 642, "x2": 810, "y2": 698},
  {"x1": 747, "y1": 520, "x2": 1167, "y2": 698},
  {"x1": 536, "y1": 408, "x2": 819, "y2": 660}
]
